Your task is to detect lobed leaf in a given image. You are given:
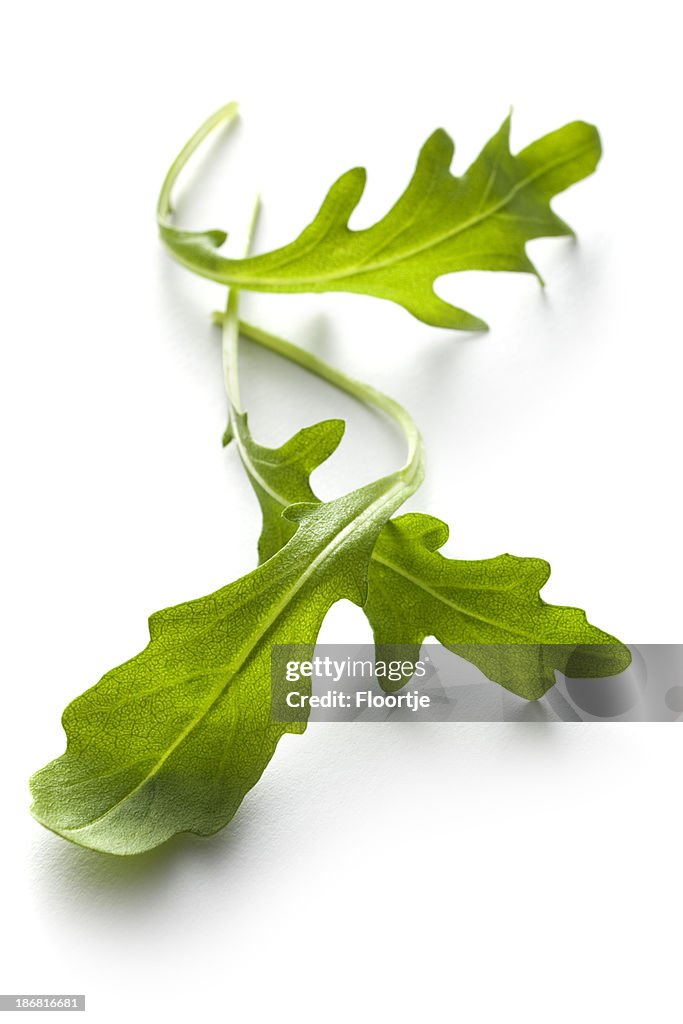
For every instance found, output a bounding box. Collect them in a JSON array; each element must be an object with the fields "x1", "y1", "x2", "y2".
[
  {"x1": 229, "y1": 411, "x2": 345, "y2": 563},
  {"x1": 365, "y1": 513, "x2": 631, "y2": 700},
  {"x1": 160, "y1": 115, "x2": 601, "y2": 329},
  {"x1": 30, "y1": 465, "x2": 416, "y2": 854},
  {"x1": 232, "y1": 407, "x2": 629, "y2": 699}
]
